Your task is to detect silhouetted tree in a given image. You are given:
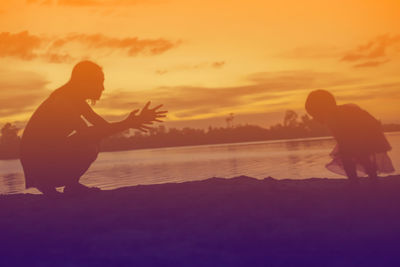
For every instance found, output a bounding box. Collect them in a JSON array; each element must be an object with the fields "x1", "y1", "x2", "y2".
[
  {"x1": 0, "y1": 123, "x2": 21, "y2": 159},
  {"x1": 226, "y1": 113, "x2": 235, "y2": 128},
  {"x1": 283, "y1": 110, "x2": 298, "y2": 128},
  {"x1": 1, "y1": 112, "x2": 398, "y2": 159}
]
